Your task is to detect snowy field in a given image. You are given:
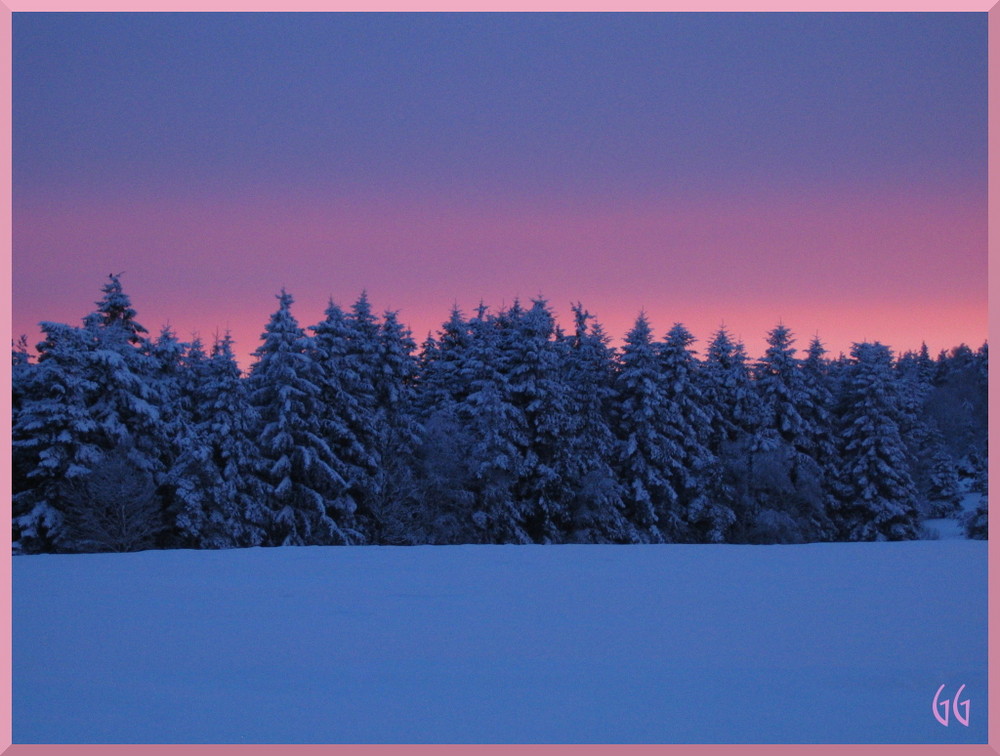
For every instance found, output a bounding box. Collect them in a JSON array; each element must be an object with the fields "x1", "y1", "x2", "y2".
[{"x1": 13, "y1": 538, "x2": 987, "y2": 744}]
